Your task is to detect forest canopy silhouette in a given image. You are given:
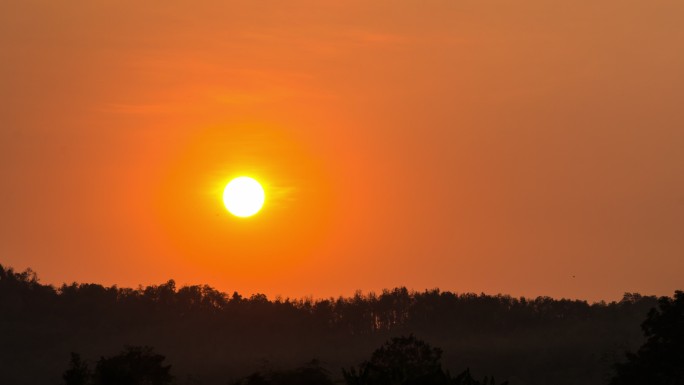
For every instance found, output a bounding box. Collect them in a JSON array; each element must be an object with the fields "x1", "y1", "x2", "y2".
[{"x1": 1, "y1": 264, "x2": 681, "y2": 385}]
